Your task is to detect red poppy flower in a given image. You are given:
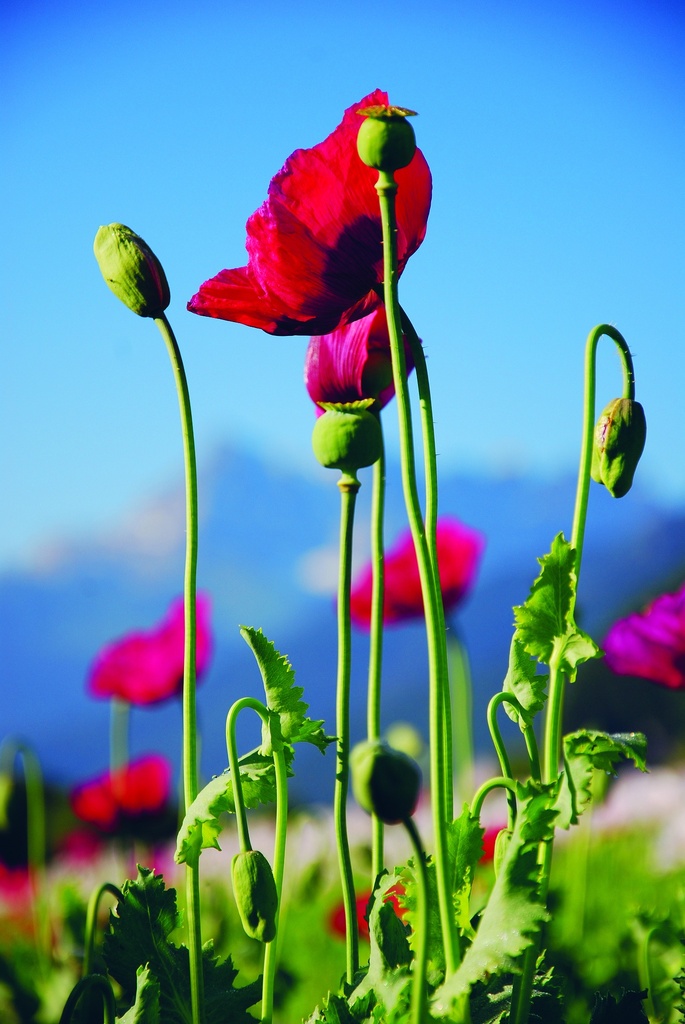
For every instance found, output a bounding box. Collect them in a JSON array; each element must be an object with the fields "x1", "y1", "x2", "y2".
[
  {"x1": 328, "y1": 883, "x2": 406, "y2": 941},
  {"x1": 87, "y1": 594, "x2": 212, "y2": 705},
  {"x1": 187, "y1": 90, "x2": 432, "y2": 336},
  {"x1": 70, "y1": 754, "x2": 172, "y2": 833},
  {"x1": 603, "y1": 583, "x2": 685, "y2": 689},
  {"x1": 350, "y1": 517, "x2": 485, "y2": 628},
  {"x1": 304, "y1": 307, "x2": 415, "y2": 413}
]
